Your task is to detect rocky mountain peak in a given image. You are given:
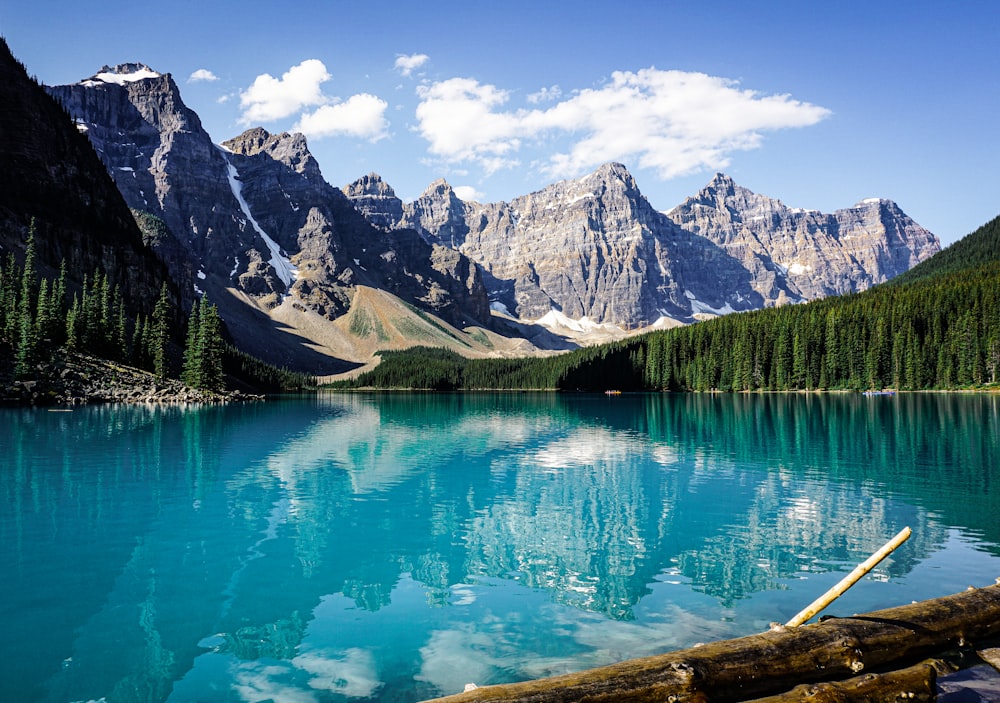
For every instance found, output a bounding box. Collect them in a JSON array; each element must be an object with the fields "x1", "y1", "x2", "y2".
[
  {"x1": 222, "y1": 127, "x2": 275, "y2": 156},
  {"x1": 692, "y1": 172, "x2": 760, "y2": 207},
  {"x1": 593, "y1": 161, "x2": 631, "y2": 179},
  {"x1": 707, "y1": 171, "x2": 735, "y2": 186},
  {"x1": 852, "y1": 197, "x2": 888, "y2": 209},
  {"x1": 666, "y1": 174, "x2": 940, "y2": 304},
  {"x1": 222, "y1": 128, "x2": 320, "y2": 178},
  {"x1": 581, "y1": 162, "x2": 639, "y2": 193},
  {"x1": 343, "y1": 173, "x2": 404, "y2": 230},
  {"x1": 343, "y1": 173, "x2": 397, "y2": 199},
  {"x1": 703, "y1": 172, "x2": 739, "y2": 196},
  {"x1": 421, "y1": 178, "x2": 456, "y2": 199},
  {"x1": 83, "y1": 63, "x2": 163, "y2": 85}
]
